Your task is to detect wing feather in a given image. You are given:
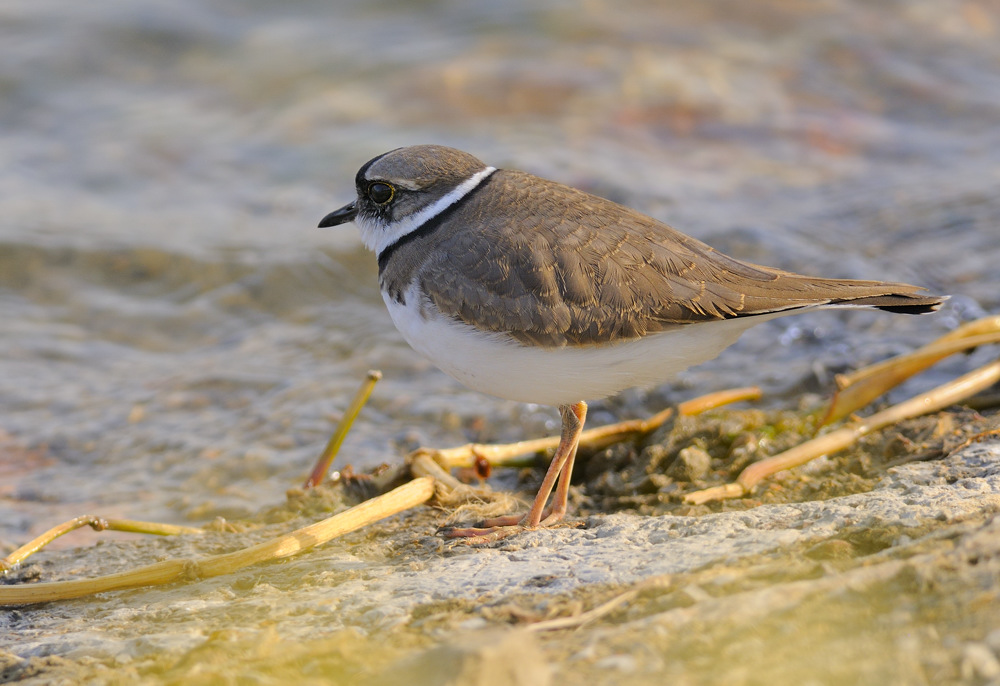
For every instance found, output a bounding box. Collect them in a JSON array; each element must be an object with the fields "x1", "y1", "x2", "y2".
[{"x1": 416, "y1": 170, "x2": 939, "y2": 347}]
